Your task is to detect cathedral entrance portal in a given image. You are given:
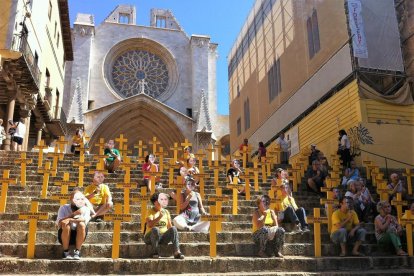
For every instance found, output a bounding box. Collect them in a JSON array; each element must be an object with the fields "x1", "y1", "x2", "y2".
[{"x1": 88, "y1": 97, "x2": 186, "y2": 155}]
